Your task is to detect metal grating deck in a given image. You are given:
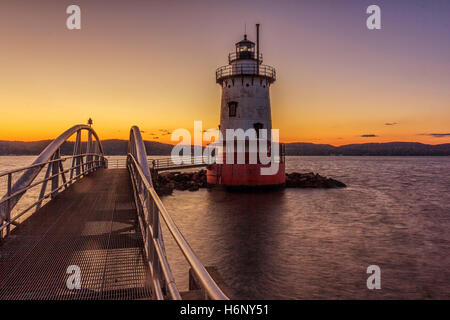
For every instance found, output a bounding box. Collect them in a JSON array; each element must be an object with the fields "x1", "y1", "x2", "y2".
[{"x1": 0, "y1": 169, "x2": 152, "y2": 300}]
